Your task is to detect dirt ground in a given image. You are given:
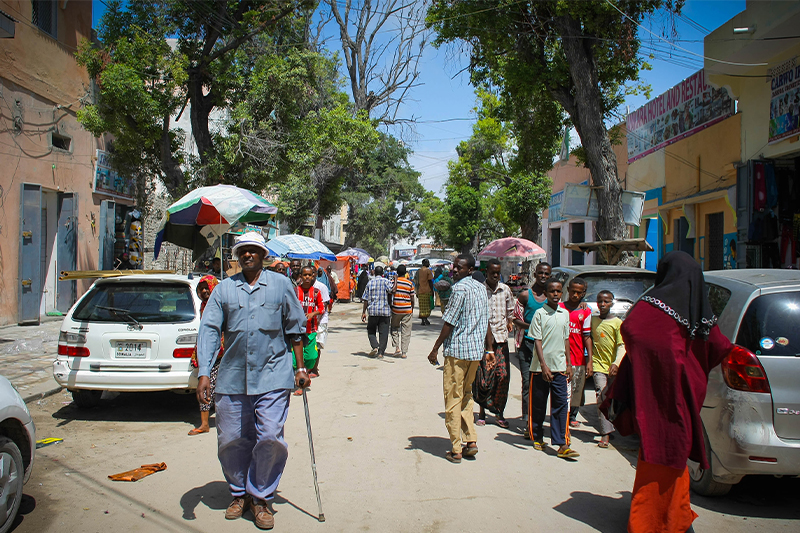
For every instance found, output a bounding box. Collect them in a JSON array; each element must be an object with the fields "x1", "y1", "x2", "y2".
[{"x1": 15, "y1": 302, "x2": 800, "y2": 532}]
